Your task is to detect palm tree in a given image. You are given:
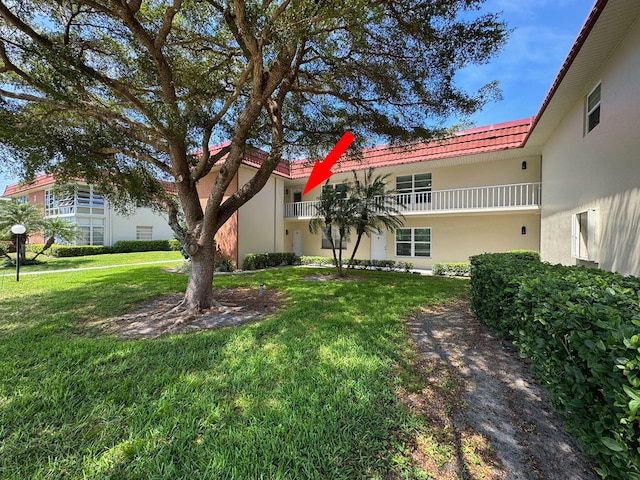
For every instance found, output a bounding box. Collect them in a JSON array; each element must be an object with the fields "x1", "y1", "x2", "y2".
[
  {"x1": 308, "y1": 169, "x2": 405, "y2": 277},
  {"x1": 0, "y1": 201, "x2": 45, "y2": 261},
  {"x1": 32, "y1": 217, "x2": 82, "y2": 260},
  {"x1": 344, "y1": 169, "x2": 405, "y2": 275},
  {"x1": 308, "y1": 181, "x2": 355, "y2": 276}
]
